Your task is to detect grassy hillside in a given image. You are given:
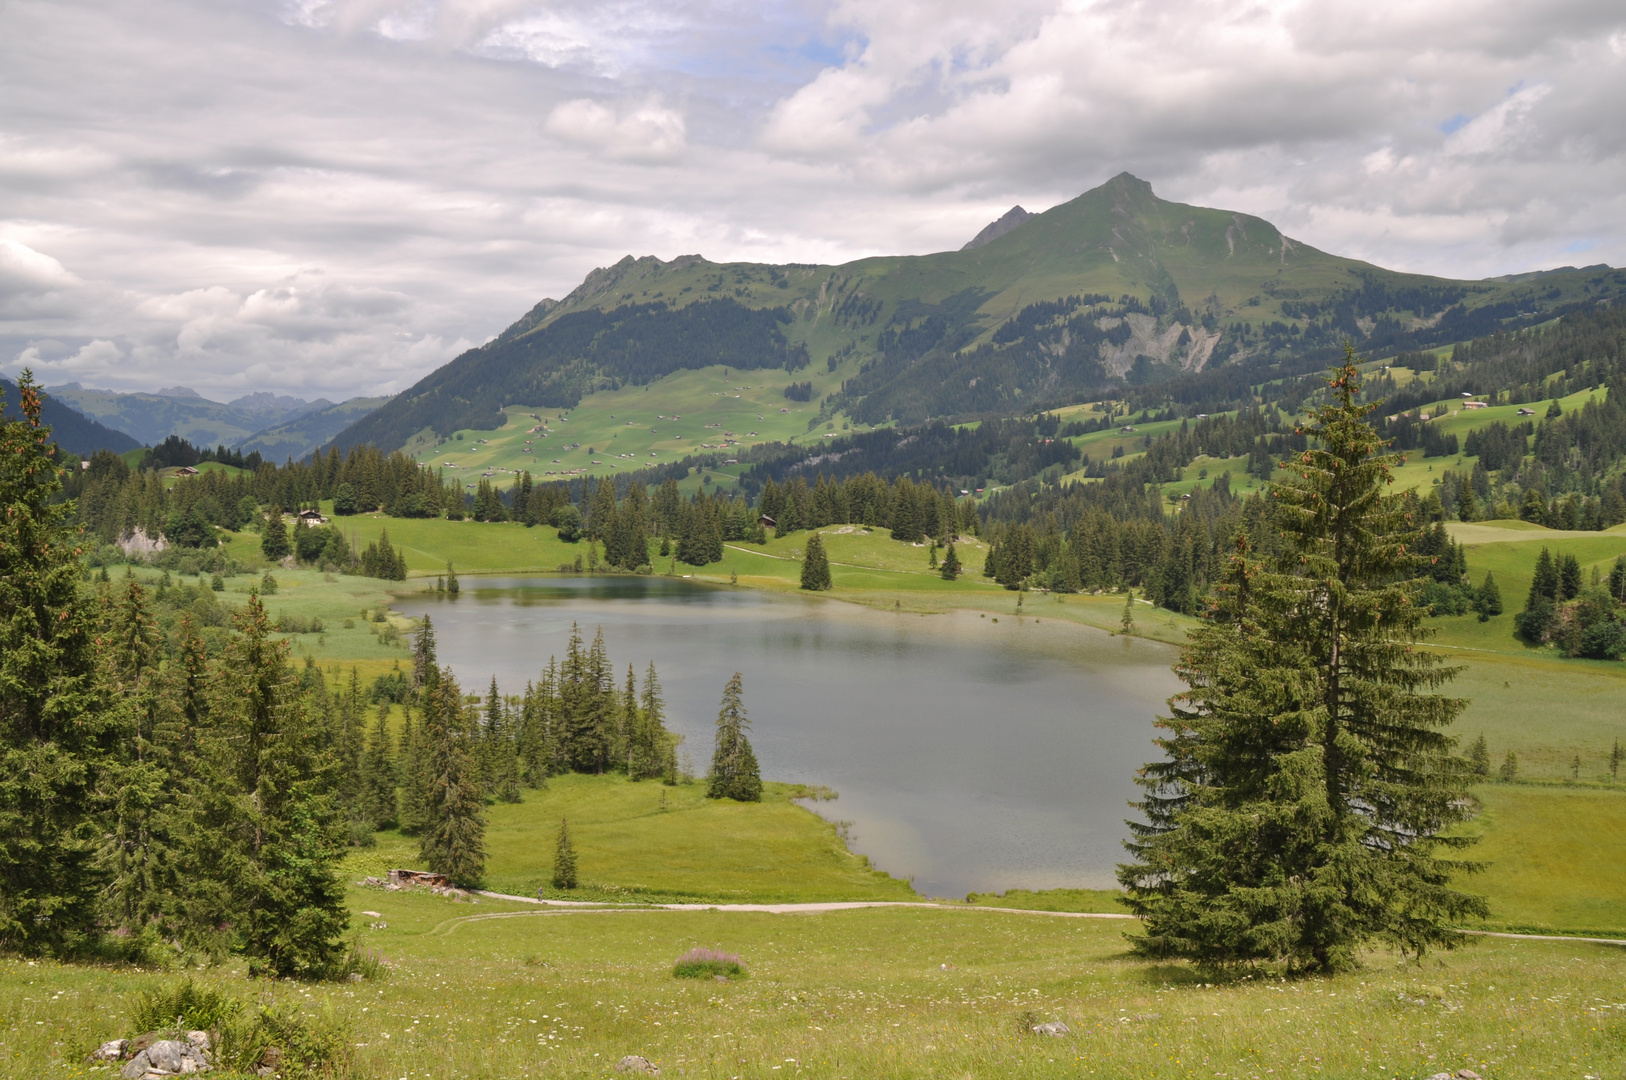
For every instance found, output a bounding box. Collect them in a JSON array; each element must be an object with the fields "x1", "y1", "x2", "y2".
[{"x1": 336, "y1": 174, "x2": 1622, "y2": 452}]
